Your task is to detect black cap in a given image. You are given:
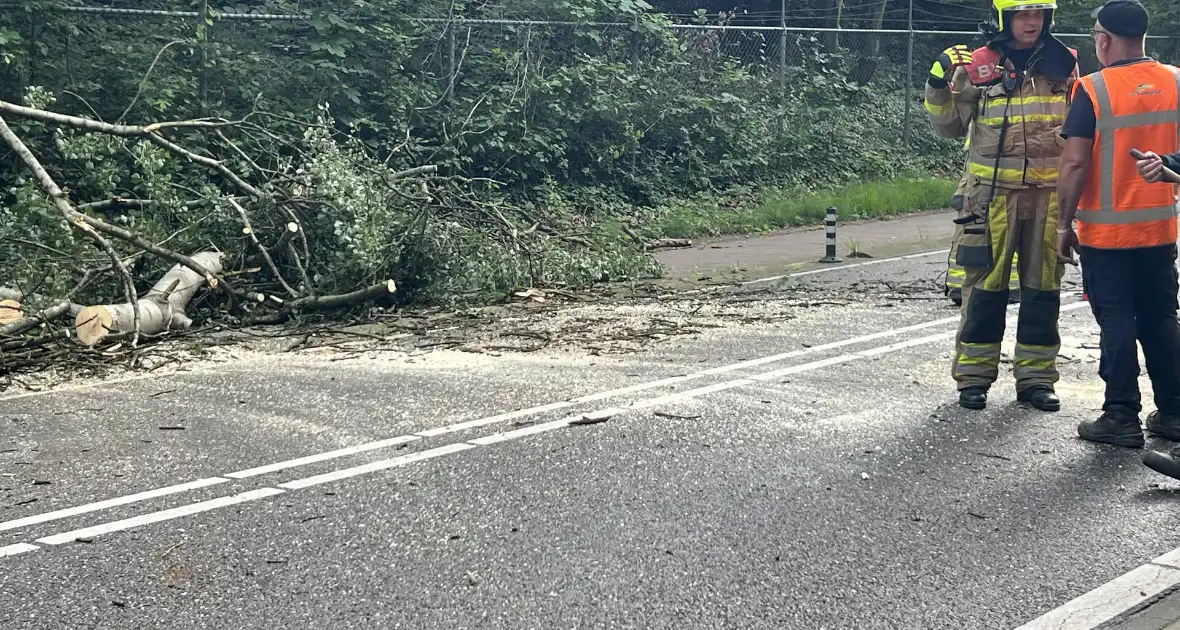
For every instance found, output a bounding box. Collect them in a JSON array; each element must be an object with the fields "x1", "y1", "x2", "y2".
[{"x1": 1092, "y1": 0, "x2": 1150, "y2": 37}]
